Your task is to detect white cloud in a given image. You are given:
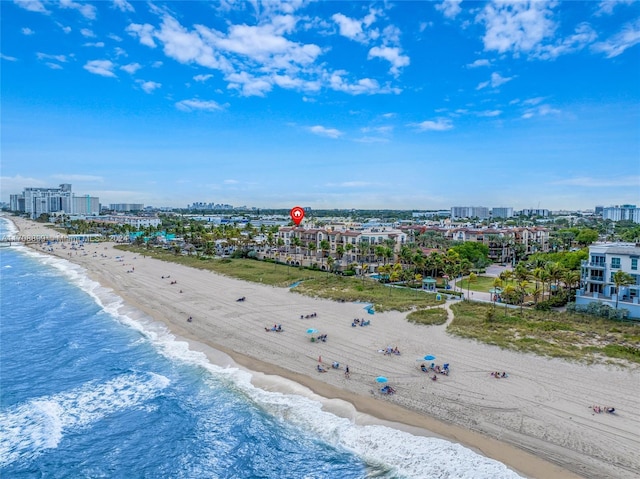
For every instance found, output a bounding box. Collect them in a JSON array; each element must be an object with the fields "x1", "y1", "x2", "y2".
[
  {"x1": 477, "y1": 110, "x2": 502, "y2": 117},
  {"x1": 522, "y1": 104, "x2": 561, "y2": 119},
  {"x1": 435, "y1": 0, "x2": 463, "y2": 19},
  {"x1": 332, "y1": 13, "x2": 364, "y2": 41},
  {"x1": 477, "y1": 1, "x2": 556, "y2": 55},
  {"x1": 535, "y1": 23, "x2": 597, "y2": 60},
  {"x1": 175, "y1": 99, "x2": 224, "y2": 112},
  {"x1": 1, "y1": 175, "x2": 47, "y2": 195},
  {"x1": 592, "y1": 18, "x2": 640, "y2": 58},
  {"x1": 477, "y1": 72, "x2": 514, "y2": 89},
  {"x1": 223, "y1": 179, "x2": 238, "y2": 184},
  {"x1": 14, "y1": 0, "x2": 48, "y2": 14},
  {"x1": 59, "y1": 0, "x2": 97, "y2": 20},
  {"x1": 83, "y1": 42, "x2": 105, "y2": 48},
  {"x1": 127, "y1": 23, "x2": 157, "y2": 48},
  {"x1": 80, "y1": 28, "x2": 95, "y2": 38},
  {"x1": 112, "y1": 0, "x2": 134, "y2": 13},
  {"x1": 552, "y1": 176, "x2": 640, "y2": 187},
  {"x1": 368, "y1": 46, "x2": 410, "y2": 76},
  {"x1": 21, "y1": 27, "x2": 35, "y2": 35},
  {"x1": 466, "y1": 59, "x2": 490, "y2": 68},
  {"x1": 137, "y1": 80, "x2": 161, "y2": 93},
  {"x1": 411, "y1": 118, "x2": 453, "y2": 131},
  {"x1": 328, "y1": 71, "x2": 398, "y2": 95},
  {"x1": 1, "y1": 53, "x2": 18, "y2": 61},
  {"x1": 595, "y1": 0, "x2": 634, "y2": 16},
  {"x1": 45, "y1": 62, "x2": 63, "y2": 70},
  {"x1": 83, "y1": 59, "x2": 116, "y2": 77},
  {"x1": 120, "y1": 62, "x2": 140, "y2": 74},
  {"x1": 324, "y1": 181, "x2": 372, "y2": 187},
  {"x1": 309, "y1": 125, "x2": 343, "y2": 139},
  {"x1": 109, "y1": 34, "x2": 123, "y2": 42},
  {"x1": 36, "y1": 52, "x2": 67, "y2": 62},
  {"x1": 60, "y1": 25, "x2": 72, "y2": 34},
  {"x1": 51, "y1": 174, "x2": 103, "y2": 182},
  {"x1": 226, "y1": 71, "x2": 272, "y2": 97},
  {"x1": 194, "y1": 74, "x2": 213, "y2": 82}
]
